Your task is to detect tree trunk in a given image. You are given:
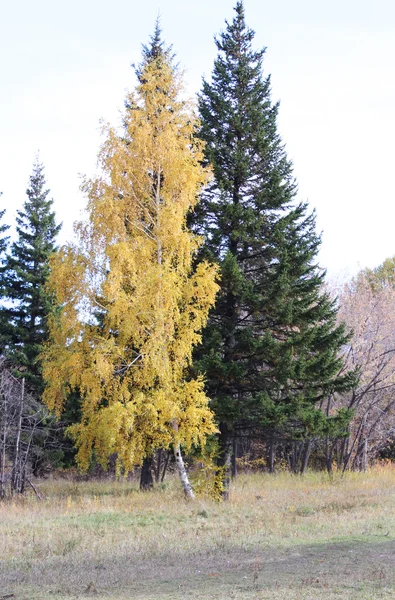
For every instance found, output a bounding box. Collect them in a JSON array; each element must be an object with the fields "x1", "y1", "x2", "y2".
[
  {"x1": 231, "y1": 434, "x2": 237, "y2": 479},
  {"x1": 152, "y1": 449, "x2": 170, "y2": 484},
  {"x1": 154, "y1": 449, "x2": 162, "y2": 484},
  {"x1": 220, "y1": 445, "x2": 232, "y2": 501},
  {"x1": 300, "y1": 439, "x2": 312, "y2": 474},
  {"x1": 339, "y1": 437, "x2": 349, "y2": 471},
  {"x1": 362, "y1": 438, "x2": 368, "y2": 471},
  {"x1": 290, "y1": 441, "x2": 303, "y2": 474},
  {"x1": 160, "y1": 451, "x2": 170, "y2": 483},
  {"x1": 353, "y1": 435, "x2": 368, "y2": 472},
  {"x1": 173, "y1": 443, "x2": 195, "y2": 499},
  {"x1": 268, "y1": 438, "x2": 276, "y2": 473},
  {"x1": 217, "y1": 423, "x2": 232, "y2": 500},
  {"x1": 0, "y1": 373, "x2": 7, "y2": 499},
  {"x1": 12, "y1": 378, "x2": 24, "y2": 494},
  {"x1": 140, "y1": 455, "x2": 154, "y2": 490},
  {"x1": 347, "y1": 414, "x2": 367, "y2": 472},
  {"x1": 325, "y1": 436, "x2": 334, "y2": 475}
]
